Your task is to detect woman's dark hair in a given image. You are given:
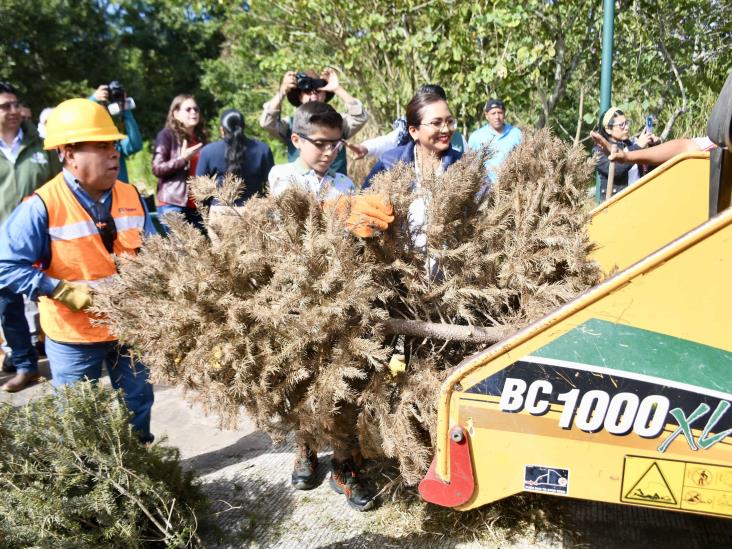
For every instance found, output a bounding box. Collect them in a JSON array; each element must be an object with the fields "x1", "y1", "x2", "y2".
[
  {"x1": 220, "y1": 109, "x2": 248, "y2": 178},
  {"x1": 406, "y1": 92, "x2": 447, "y2": 130},
  {"x1": 164, "y1": 94, "x2": 208, "y2": 143},
  {"x1": 597, "y1": 107, "x2": 625, "y2": 139},
  {"x1": 417, "y1": 84, "x2": 447, "y2": 100}
]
